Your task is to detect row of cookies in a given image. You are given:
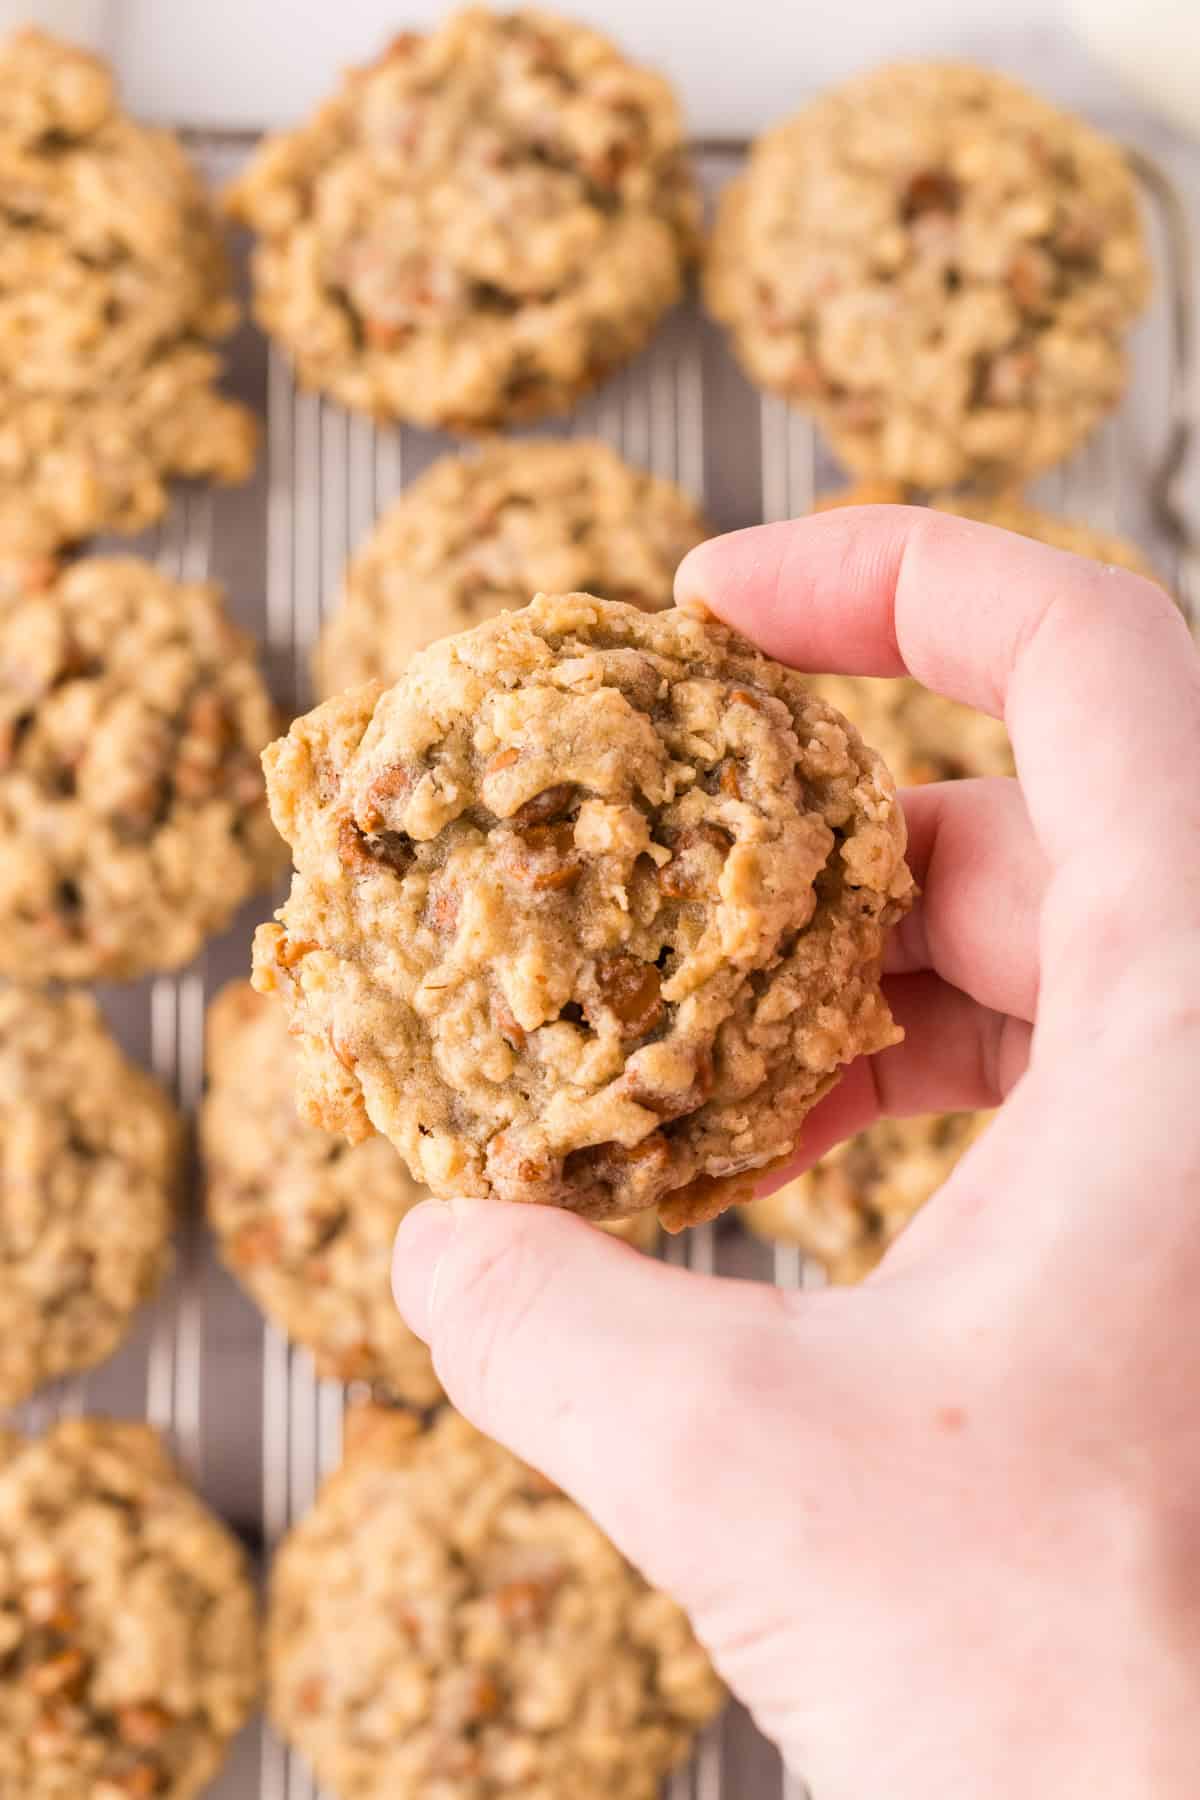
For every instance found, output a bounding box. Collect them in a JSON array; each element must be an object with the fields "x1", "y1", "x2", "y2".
[
  {"x1": 0, "y1": 15, "x2": 1154, "y2": 565},
  {"x1": 227, "y1": 10, "x2": 1151, "y2": 488},
  {"x1": 0, "y1": 35, "x2": 727, "y2": 1789},
  {"x1": 0, "y1": 1404, "x2": 722, "y2": 1798}
]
